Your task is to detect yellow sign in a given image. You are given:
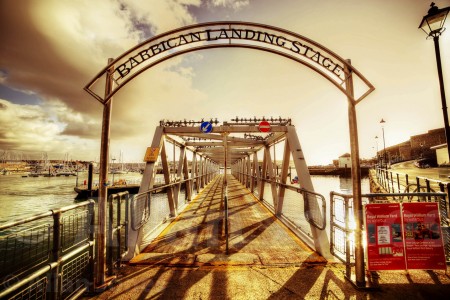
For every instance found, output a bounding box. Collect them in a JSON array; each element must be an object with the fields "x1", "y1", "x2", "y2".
[{"x1": 144, "y1": 147, "x2": 159, "y2": 162}]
